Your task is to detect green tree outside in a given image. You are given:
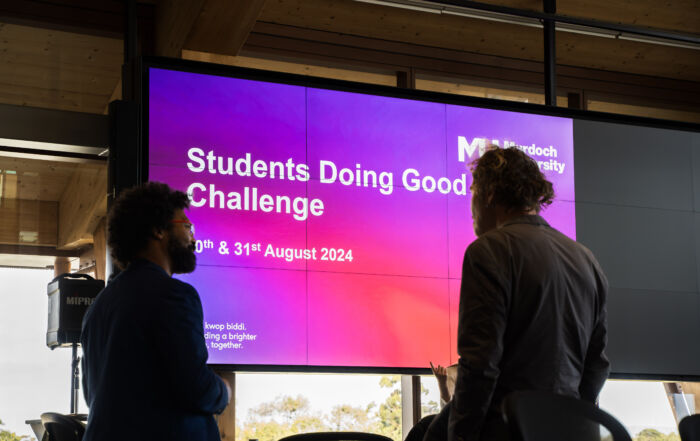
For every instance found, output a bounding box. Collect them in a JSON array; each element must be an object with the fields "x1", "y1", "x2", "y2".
[
  {"x1": 634, "y1": 428, "x2": 681, "y2": 441},
  {"x1": 0, "y1": 419, "x2": 32, "y2": 441},
  {"x1": 374, "y1": 376, "x2": 402, "y2": 441},
  {"x1": 327, "y1": 404, "x2": 376, "y2": 432},
  {"x1": 235, "y1": 375, "x2": 405, "y2": 441},
  {"x1": 237, "y1": 395, "x2": 326, "y2": 441}
]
